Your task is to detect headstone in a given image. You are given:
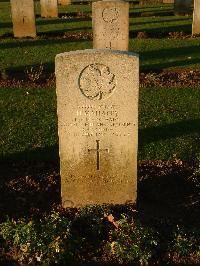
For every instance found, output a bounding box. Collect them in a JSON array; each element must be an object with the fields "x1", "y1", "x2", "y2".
[
  {"x1": 58, "y1": 0, "x2": 71, "y2": 5},
  {"x1": 192, "y1": 0, "x2": 200, "y2": 35},
  {"x1": 163, "y1": 0, "x2": 174, "y2": 3},
  {"x1": 140, "y1": 0, "x2": 163, "y2": 4},
  {"x1": 10, "y1": 0, "x2": 36, "y2": 38},
  {"x1": 56, "y1": 49, "x2": 139, "y2": 207},
  {"x1": 174, "y1": 0, "x2": 192, "y2": 15},
  {"x1": 92, "y1": 1, "x2": 129, "y2": 50},
  {"x1": 40, "y1": 0, "x2": 58, "y2": 18}
]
